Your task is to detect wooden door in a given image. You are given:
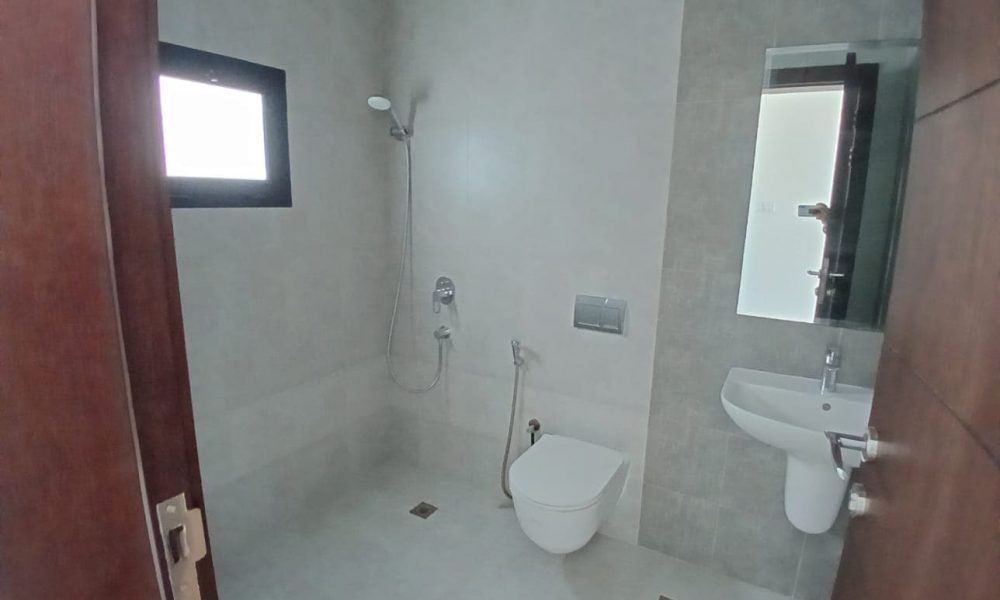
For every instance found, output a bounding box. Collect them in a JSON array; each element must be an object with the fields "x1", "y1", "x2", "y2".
[
  {"x1": 93, "y1": 2, "x2": 219, "y2": 598},
  {"x1": 0, "y1": 1, "x2": 165, "y2": 598},
  {"x1": 0, "y1": 1, "x2": 219, "y2": 598},
  {"x1": 832, "y1": 1, "x2": 1000, "y2": 598}
]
